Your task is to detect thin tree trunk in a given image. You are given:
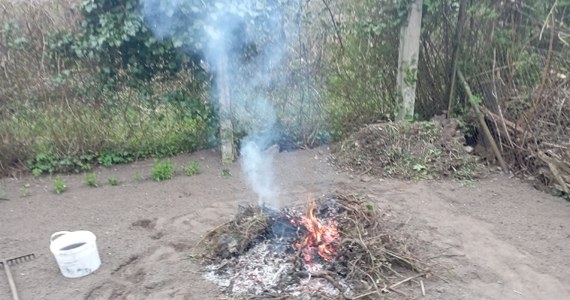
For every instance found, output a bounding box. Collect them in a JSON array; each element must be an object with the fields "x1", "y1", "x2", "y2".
[
  {"x1": 446, "y1": 0, "x2": 466, "y2": 117},
  {"x1": 218, "y1": 53, "x2": 234, "y2": 164},
  {"x1": 458, "y1": 70, "x2": 509, "y2": 172},
  {"x1": 397, "y1": 0, "x2": 423, "y2": 120}
]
